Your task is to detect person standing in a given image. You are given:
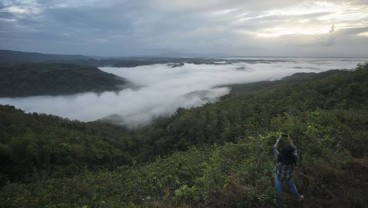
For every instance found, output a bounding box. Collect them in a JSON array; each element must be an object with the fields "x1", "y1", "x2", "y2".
[{"x1": 273, "y1": 133, "x2": 304, "y2": 207}]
